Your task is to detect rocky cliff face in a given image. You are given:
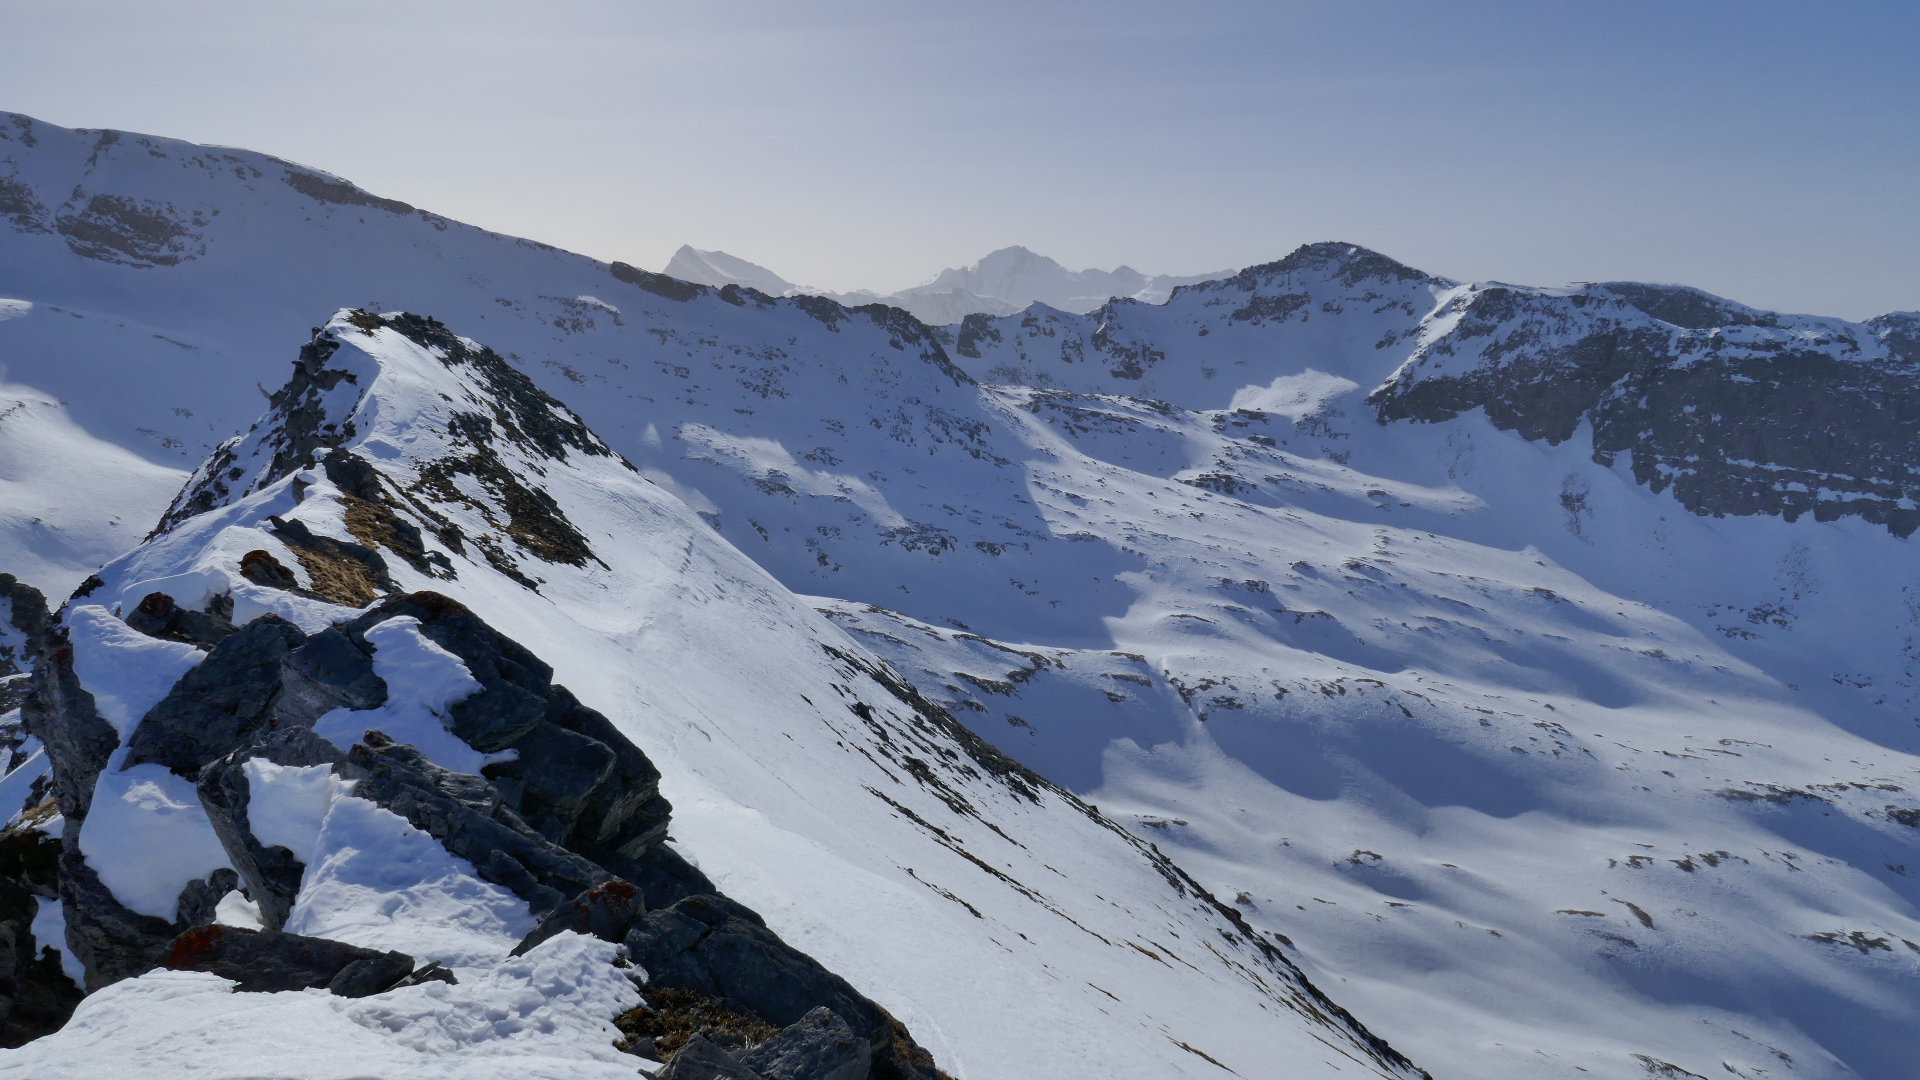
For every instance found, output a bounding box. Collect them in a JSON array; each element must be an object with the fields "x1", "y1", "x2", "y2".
[{"x1": 1370, "y1": 281, "x2": 1920, "y2": 536}]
